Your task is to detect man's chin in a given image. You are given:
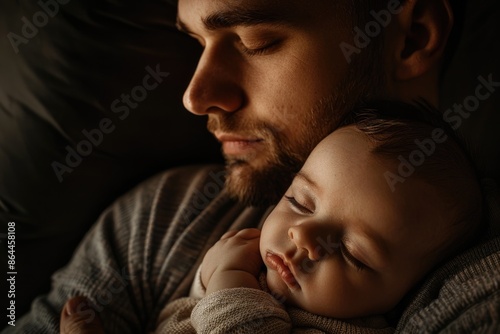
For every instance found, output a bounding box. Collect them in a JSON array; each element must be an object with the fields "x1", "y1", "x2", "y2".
[{"x1": 224, "y1": 159, "x2": 293, "y2": 207}]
